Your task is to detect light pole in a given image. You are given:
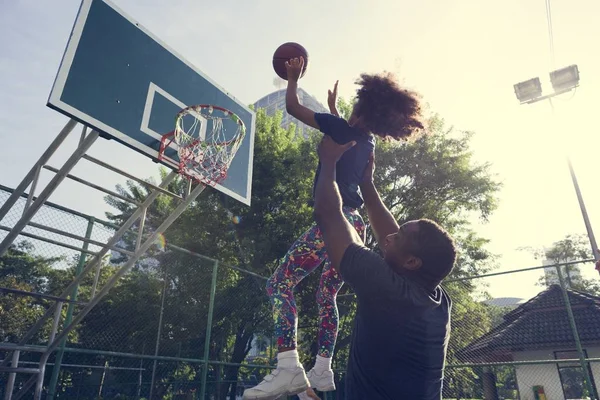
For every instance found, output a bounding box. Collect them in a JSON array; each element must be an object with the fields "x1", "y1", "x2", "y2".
[{"x1": 513, "y1": 64, "x2": 600, "y2": 270}]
